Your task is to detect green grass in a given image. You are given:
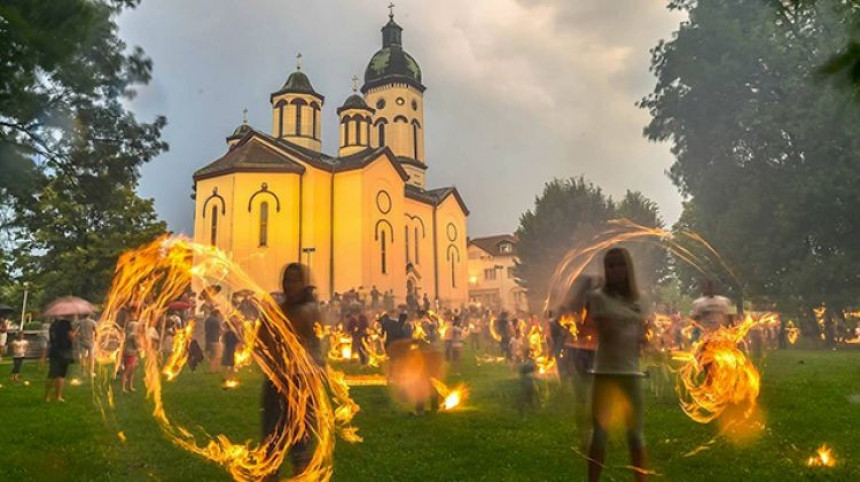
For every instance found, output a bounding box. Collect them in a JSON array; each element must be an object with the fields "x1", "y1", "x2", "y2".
[{"x1": 0, "y1": 347, "x2": 858, "y2": 481}]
